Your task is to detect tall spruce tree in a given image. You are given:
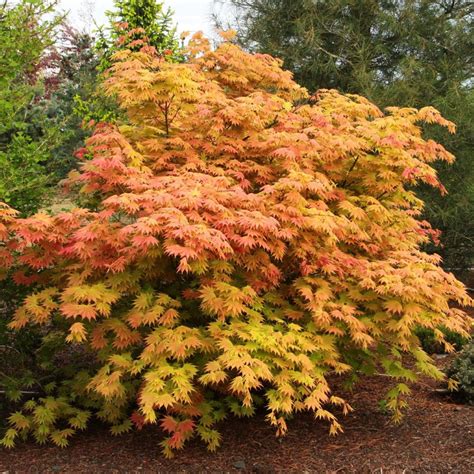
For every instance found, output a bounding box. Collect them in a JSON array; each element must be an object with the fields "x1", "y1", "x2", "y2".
[
  {"x1": 97, "y1": 0, "x2": 181, "y2": 70},
  {"x1": 219, "y1": 0, "x2": 474, "y2": 271}
]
